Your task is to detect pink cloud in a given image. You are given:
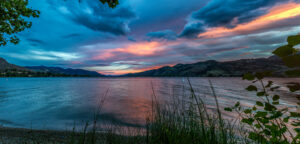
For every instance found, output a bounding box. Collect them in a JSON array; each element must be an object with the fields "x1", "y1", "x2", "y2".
[
  {"x1": 91, "y1": 41, "x2": 179, "y2": 61},
  {"x1": 198, "y1": 2, "x2": 300, "y2": 39}
]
